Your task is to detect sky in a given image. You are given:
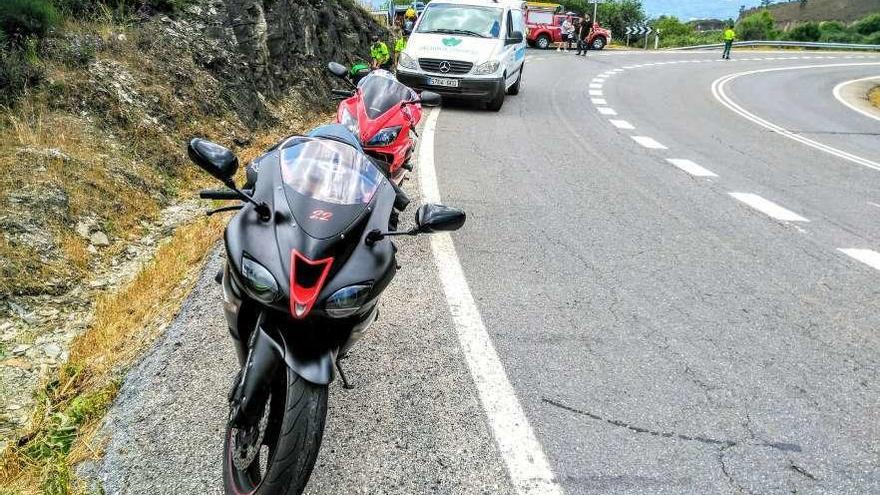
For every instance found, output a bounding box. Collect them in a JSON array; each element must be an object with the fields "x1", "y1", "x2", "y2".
[{"x1": 369, "y1": 0, "x2": 768, "y2": 21}]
